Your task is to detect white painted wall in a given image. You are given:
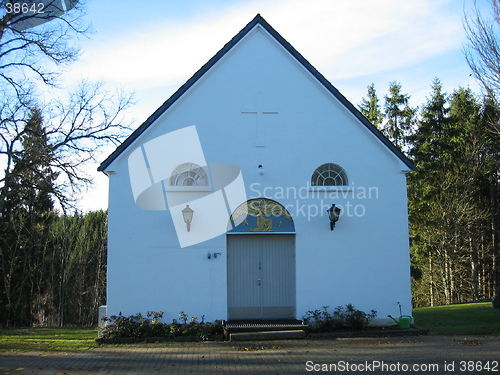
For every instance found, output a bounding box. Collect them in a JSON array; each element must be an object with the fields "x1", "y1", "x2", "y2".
[{"x1": 103, "y1": 25, "x2": 412, "y2": 324}]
